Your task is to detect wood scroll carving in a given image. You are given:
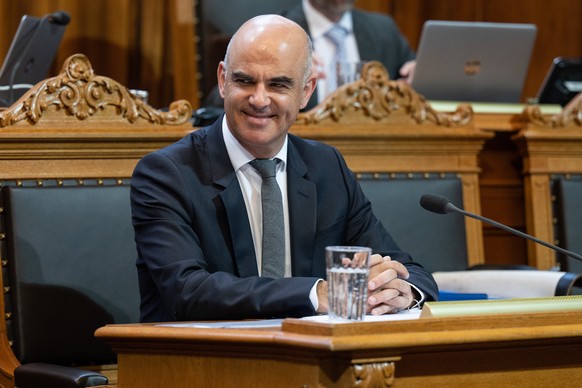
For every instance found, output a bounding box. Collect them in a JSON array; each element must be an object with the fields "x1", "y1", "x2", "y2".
[
  {"x1": 522, "y1": 100, "x2": 582, "y2": 128},
  {"x1": 352, "y1": 361, "x2": 395, "y2": 387},
  {"x1": 296, "y1": 60, "x2": 473, "y2": 127},
  {"x1": 0, "y1": 53, "x2": 192, "y2": 128}
]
